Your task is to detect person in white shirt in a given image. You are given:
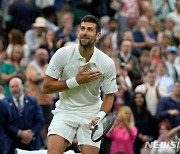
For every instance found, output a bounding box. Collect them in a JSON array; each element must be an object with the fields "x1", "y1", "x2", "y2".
[
  {"x1": 43, "y1": 15, "x2": 117, "y2": 154},
  {"x1": 135, "y1": 69, "x2": 168, "y2": 116},
  {"x1": 167, "y1": 0, "x2": 180, "y2": 32}
]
